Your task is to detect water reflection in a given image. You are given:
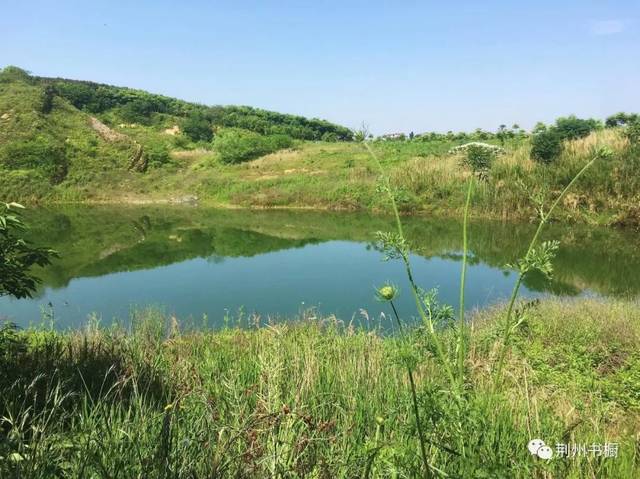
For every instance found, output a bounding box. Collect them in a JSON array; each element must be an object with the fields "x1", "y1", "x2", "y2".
[{"x1": 1, "y1": 205, "x2": 638, "y2": 328}]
